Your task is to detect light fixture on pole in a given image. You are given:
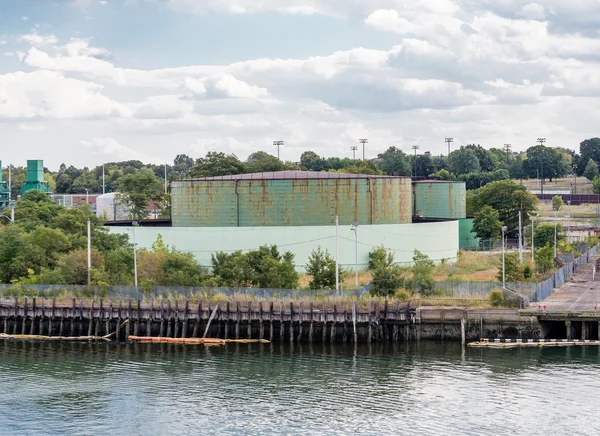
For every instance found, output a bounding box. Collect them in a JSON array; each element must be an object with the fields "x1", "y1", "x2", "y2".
[
  {"x1": 351, "y1": 146, "x2": 358, "y2": 160},
  {"x1": 554, "y1": 208, "x2": 559, "y2": 259},
  {"x1": 335, "y1": 215, "x2": 339, "y2": 293},
  {"x1": 102, "y1": 164, "x2": 105, "y2": 195},
  {"x1": 128, "y1": 222, "x2": 139, "y2": 292},
  {"x1": 85, "y1": 188, "x2": 89, "y2": 205},
  {"x1": 573, "y1": 164, "x2": 578, "y2": 194},
  {"x1": 501, "y1": 225, "x2": 508, "y2": 289},
  {"x1": 359, "y1": 139, "x2": 368, "y2": 161},
  {"x1": 412, "y1": 145, "x2": 420, "y2": 178},
  {"x1": 350, "y1": 221, "x2": 359, "y2": 287},
  {"x1": 87, "y1": 218, "x2": 91, "y2": 286},
  {"x1": 504, "y1": 144, "x2": 511, "y2": 165},
  {"x1": 273, "y1": 140, "x2": 284, "y2": 160},
  {"x1": 445, "y1": 137, "x2": 454, "y2": 156}
]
